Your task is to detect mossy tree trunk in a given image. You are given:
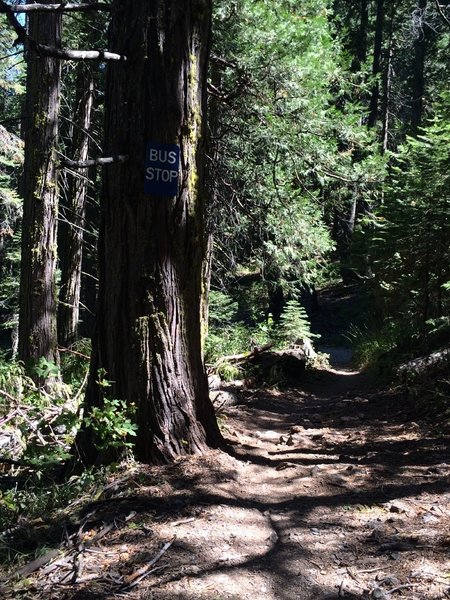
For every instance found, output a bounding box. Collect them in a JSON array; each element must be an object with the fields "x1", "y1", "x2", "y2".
[
  {"x1": 78, "y1": 0, "x2": 222, "y2": 464},
  {"x1": 18, "y1": 3, "x2": 61, "y2": 371}
]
